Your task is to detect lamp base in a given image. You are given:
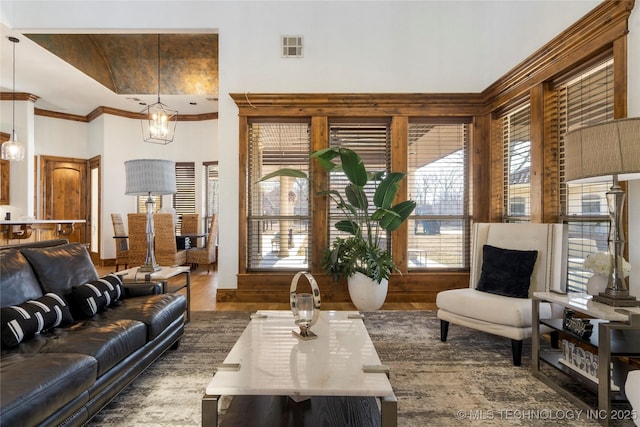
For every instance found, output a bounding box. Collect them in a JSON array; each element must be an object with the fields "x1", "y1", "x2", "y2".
[
  {"x1": 593, "y1": 293, "x2": 640, "y2": 307},
  {"x1": 138, "y1": 264, "x2": 162, "y2": 274}
]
